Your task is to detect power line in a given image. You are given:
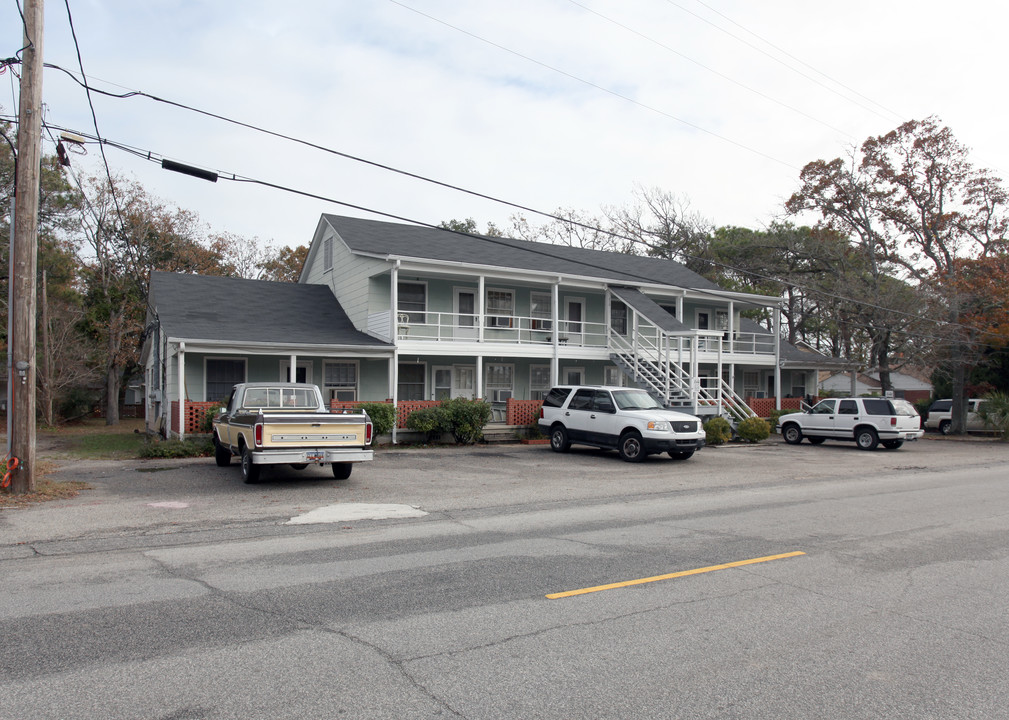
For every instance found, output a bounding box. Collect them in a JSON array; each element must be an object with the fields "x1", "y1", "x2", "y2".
[
  {"x1": 662, "y1": 0, "x2": 904, "y2": 124},
  {"x1": 563, "y1": 0, "x2": 854, "y2": 139},
  {"x1": 387, "y1": 0, "x2": 799, "y2": 170}
]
